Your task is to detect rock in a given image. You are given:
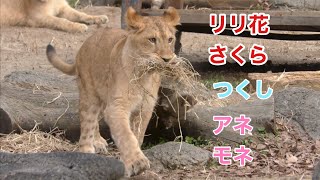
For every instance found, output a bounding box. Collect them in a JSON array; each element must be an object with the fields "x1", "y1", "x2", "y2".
[
  {"x1": 183, "y1": 98, "x2": 274, "y2": 143},
  {"x1": 275, "y1": 87, "x2": 320, "y2": 140},
  {"x1": 313, "y1": 161, "x2": 320, "y2": 180},
  {"x1": 0, "y1": 152, "x2": 125, "y2": 180},
  {"x1": 256, "y1": 144, "x2": 267, "y2": 150},
  {"x1": 273, "y1": 0, "x2": 320, "y2": 10},
  {"x1": 144, "y1": 142, "x2": 212, "y2": 172},
  {"x1": 126, "y1": 170, "x2": 161, "y2": 180}
]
